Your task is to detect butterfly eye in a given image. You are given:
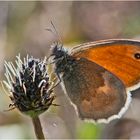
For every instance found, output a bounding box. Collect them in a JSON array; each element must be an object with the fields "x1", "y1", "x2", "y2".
[{"x1": 134, "y1": 53, "x2": 140, "y2": 59}]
